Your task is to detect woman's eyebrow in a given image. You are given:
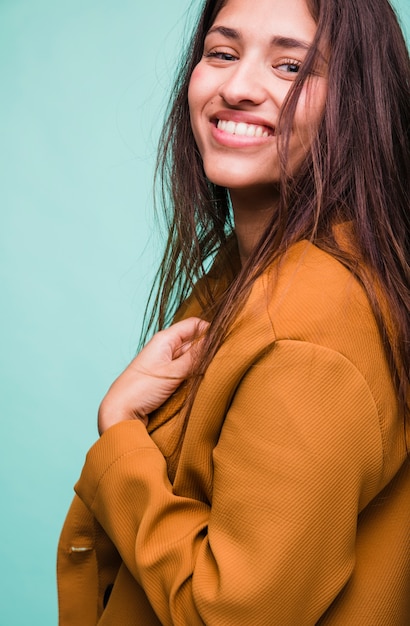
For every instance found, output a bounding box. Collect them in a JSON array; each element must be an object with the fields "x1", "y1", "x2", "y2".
[
  {"x1": 270, "y1": 35, "x2": 311, "y2": 51},
  {"x1": 206, "y1": 26, "x2": 241, "y2": 40},
  {"x1": 206, "y1": 26, "x2": 311, "y2": 51}
]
